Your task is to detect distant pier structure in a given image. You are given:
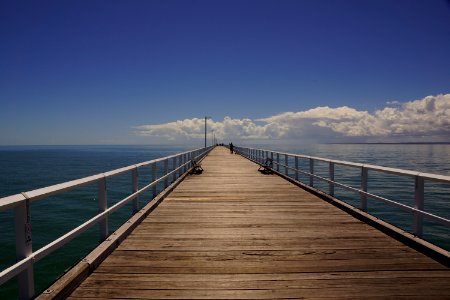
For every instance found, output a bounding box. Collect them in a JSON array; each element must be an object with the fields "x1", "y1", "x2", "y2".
[{"x1": 1, "y1": 146, "x2": 450, "y2": 299}]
